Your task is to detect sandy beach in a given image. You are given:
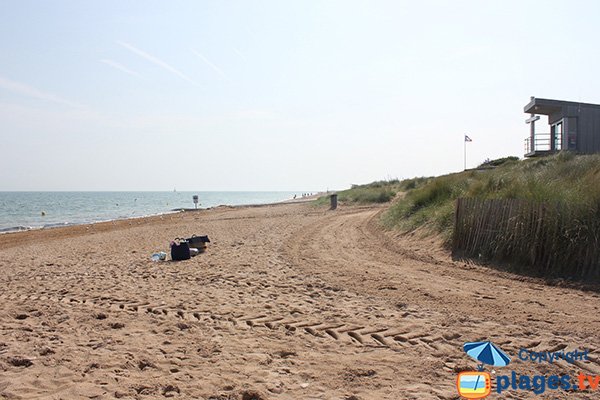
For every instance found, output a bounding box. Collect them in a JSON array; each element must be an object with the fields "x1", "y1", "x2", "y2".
[{"x1": 1, "y1": 201, "x2": 599, "y2": 399}]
